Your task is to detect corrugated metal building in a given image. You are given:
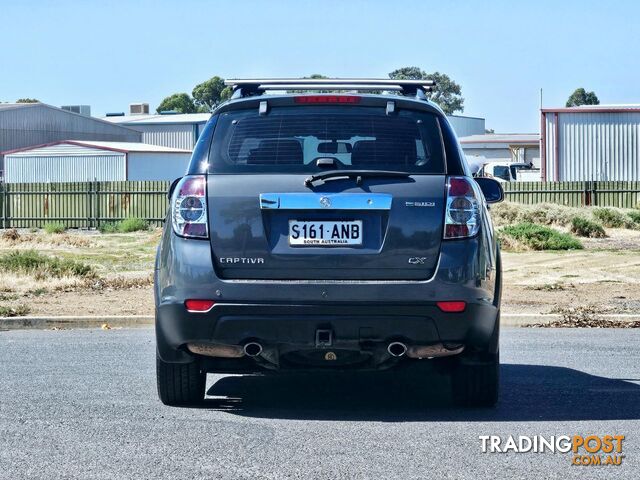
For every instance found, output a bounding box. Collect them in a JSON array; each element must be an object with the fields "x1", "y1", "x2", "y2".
[
  {"x1": 3, "y1": 140, "x2": 191, "y2": 183},
  {"x1": 0, "y1": 103, "x2": 141, "y2": 180},
  {"x1": 446, "y1": 115, "x2": 486, "y2": 137},
  {"x1": 102, "y1": 113, "x2": 211, "y2": 150},
  {"x1": 104, "y1": 112, "x2": 486, "y2": 150},
  {"x1": 460, "y1": 133, "x2": 541, "y2": 168},
  {"x1": 541, "y1": 105, "x2": 640, "y2": 181}
]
